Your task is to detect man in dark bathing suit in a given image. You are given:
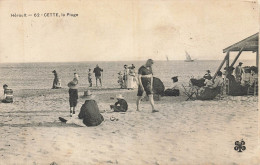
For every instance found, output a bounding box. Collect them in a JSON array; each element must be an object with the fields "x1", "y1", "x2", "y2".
[{"x1": 136, "y1": 59, "x2": 158, "y2": 113}]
